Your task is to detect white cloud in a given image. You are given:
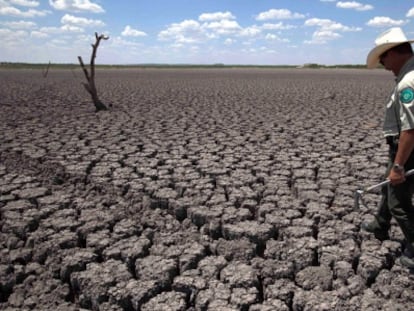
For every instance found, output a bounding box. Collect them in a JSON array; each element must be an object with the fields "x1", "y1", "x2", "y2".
[
  {"x1": 1, "y1": 20, "x2": 36, "y2": 28},
  {"x1": 304, "y1": 18, "x2": 360, "y2": 44},
  {"x1": 261, "y1": 22, "x2": 295, "y2": 30},
  {"x1": 37, "y1": 26, "x2": 62, "y2": 34},
  {"x1": 0, "y1": 28, "x2": 28, "y2": 46},
  {"x1": 265, "y1": 33, "x2": 289, "y2": 42},
  {"x1": 158, "y1": 17, "x2": 248, "y2": 44},
  {"x1": 224, "y1": 38, "x2": 235, "y2": 45},
  {"x1": 366, "y1": 16, "x2": 407, "y2": 27},
  {"x1": 0, "y1": 5, "x2": 49, "y2": 17},
  {"x1": 259, "y1": 46, "x2": 276, "y2": 53},
  {"x1": 61, "y1": 14, "x2": 105, "y2": 27},
  {"x1": 256, "y1": 9, "x2": 305, "y2": 21},
  {"x1": 157, "y1": 11, "x2": 298, "y2": 48},
  {"x1": 61, "y1": 24, "x2": 83, "y2": 32},
  {"x1": 199, "y1": 11, "x2": 235, "y2": 21},
  {"x1": 39, "y1": 24, "x2": 82, "y2": 34},
  {"x1": 31, "y1": 30, "x2": 48, "y2": 38},
  {"x1": 336, "y1": 1, "x2": 373, "y2": 11},
  {"x1": 49, "y1": 38, "x2": 69, "y2": 46},
  {"x1": 305, "y1": 18, "x2": 361, "y2": 32},
  {"x1": 205, "y1": 19, "x2": 241, "y2": 35},
  {"x1": 109, "y1": 36, "x2": 142, "y2": 48},
  {"x1": 121, "y1": 25, "x2": 147, "y2": 37},
  {"x1": 305, "y1": 29, "x2": 342, "y2": 44},
  {"x1": 239, "y1": 25, "x2": 261, "y2": 37},
  {"x1": 49, "y1": 0, "x2": 104, "y2": 13},
  {"x1": 0, "y1": 27, "x2": 26, "y2": 37},
  {"x1": 407, "y1": 7, "x2": 414, "y2": 18},
  {"x1": 10, "y1": 0, "x2": 39, "y2": 7},
  {"x1": 265, "y1": 33, "x2": 278, "y2": 40},
  {"x1": 158, "y1": 19, "x2": 206, "y2": 43}
]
